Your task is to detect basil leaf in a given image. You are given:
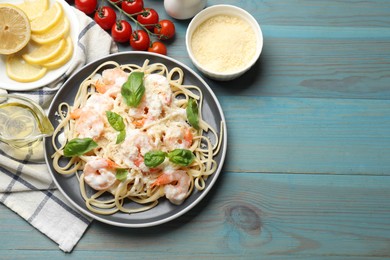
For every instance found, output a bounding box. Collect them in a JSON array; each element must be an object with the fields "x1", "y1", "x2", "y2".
[
  {"x1": 63, "y1": 138, "x2": 98, "y2": 157},
  {"x1": 116, "y1": 168, "x2": 128, "y2": 181},
  {"x1": 121, "y1": 71, "x2": 145, "y2": 107},
  {"x1": 144, "y1": 151, "x2": 167, "y2": 168},
  {"x1": 106, "y1": 111, "x2": 125, "y2": 131},
  {"x1": 186, "y1": 98, "x2": 199, "y2": 130},
  {"x1": 105, "y1": 111, "x2": 126, "y2": 143},
  {"x1": 167, "y1": 149, "x2": 195, "y2": 166},
  {"x1": 116, "y1": 129, "x2": 126, "y2": 144}
]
